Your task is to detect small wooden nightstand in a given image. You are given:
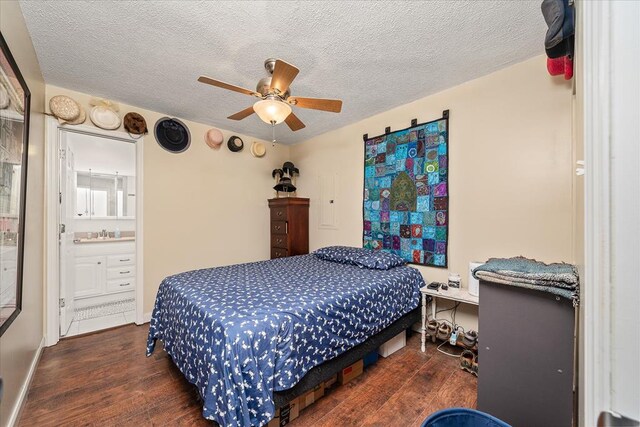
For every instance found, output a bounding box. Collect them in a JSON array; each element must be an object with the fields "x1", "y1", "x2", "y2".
[{"x1": 420, "y1": 285, "x2": 479, "y2": 352}]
